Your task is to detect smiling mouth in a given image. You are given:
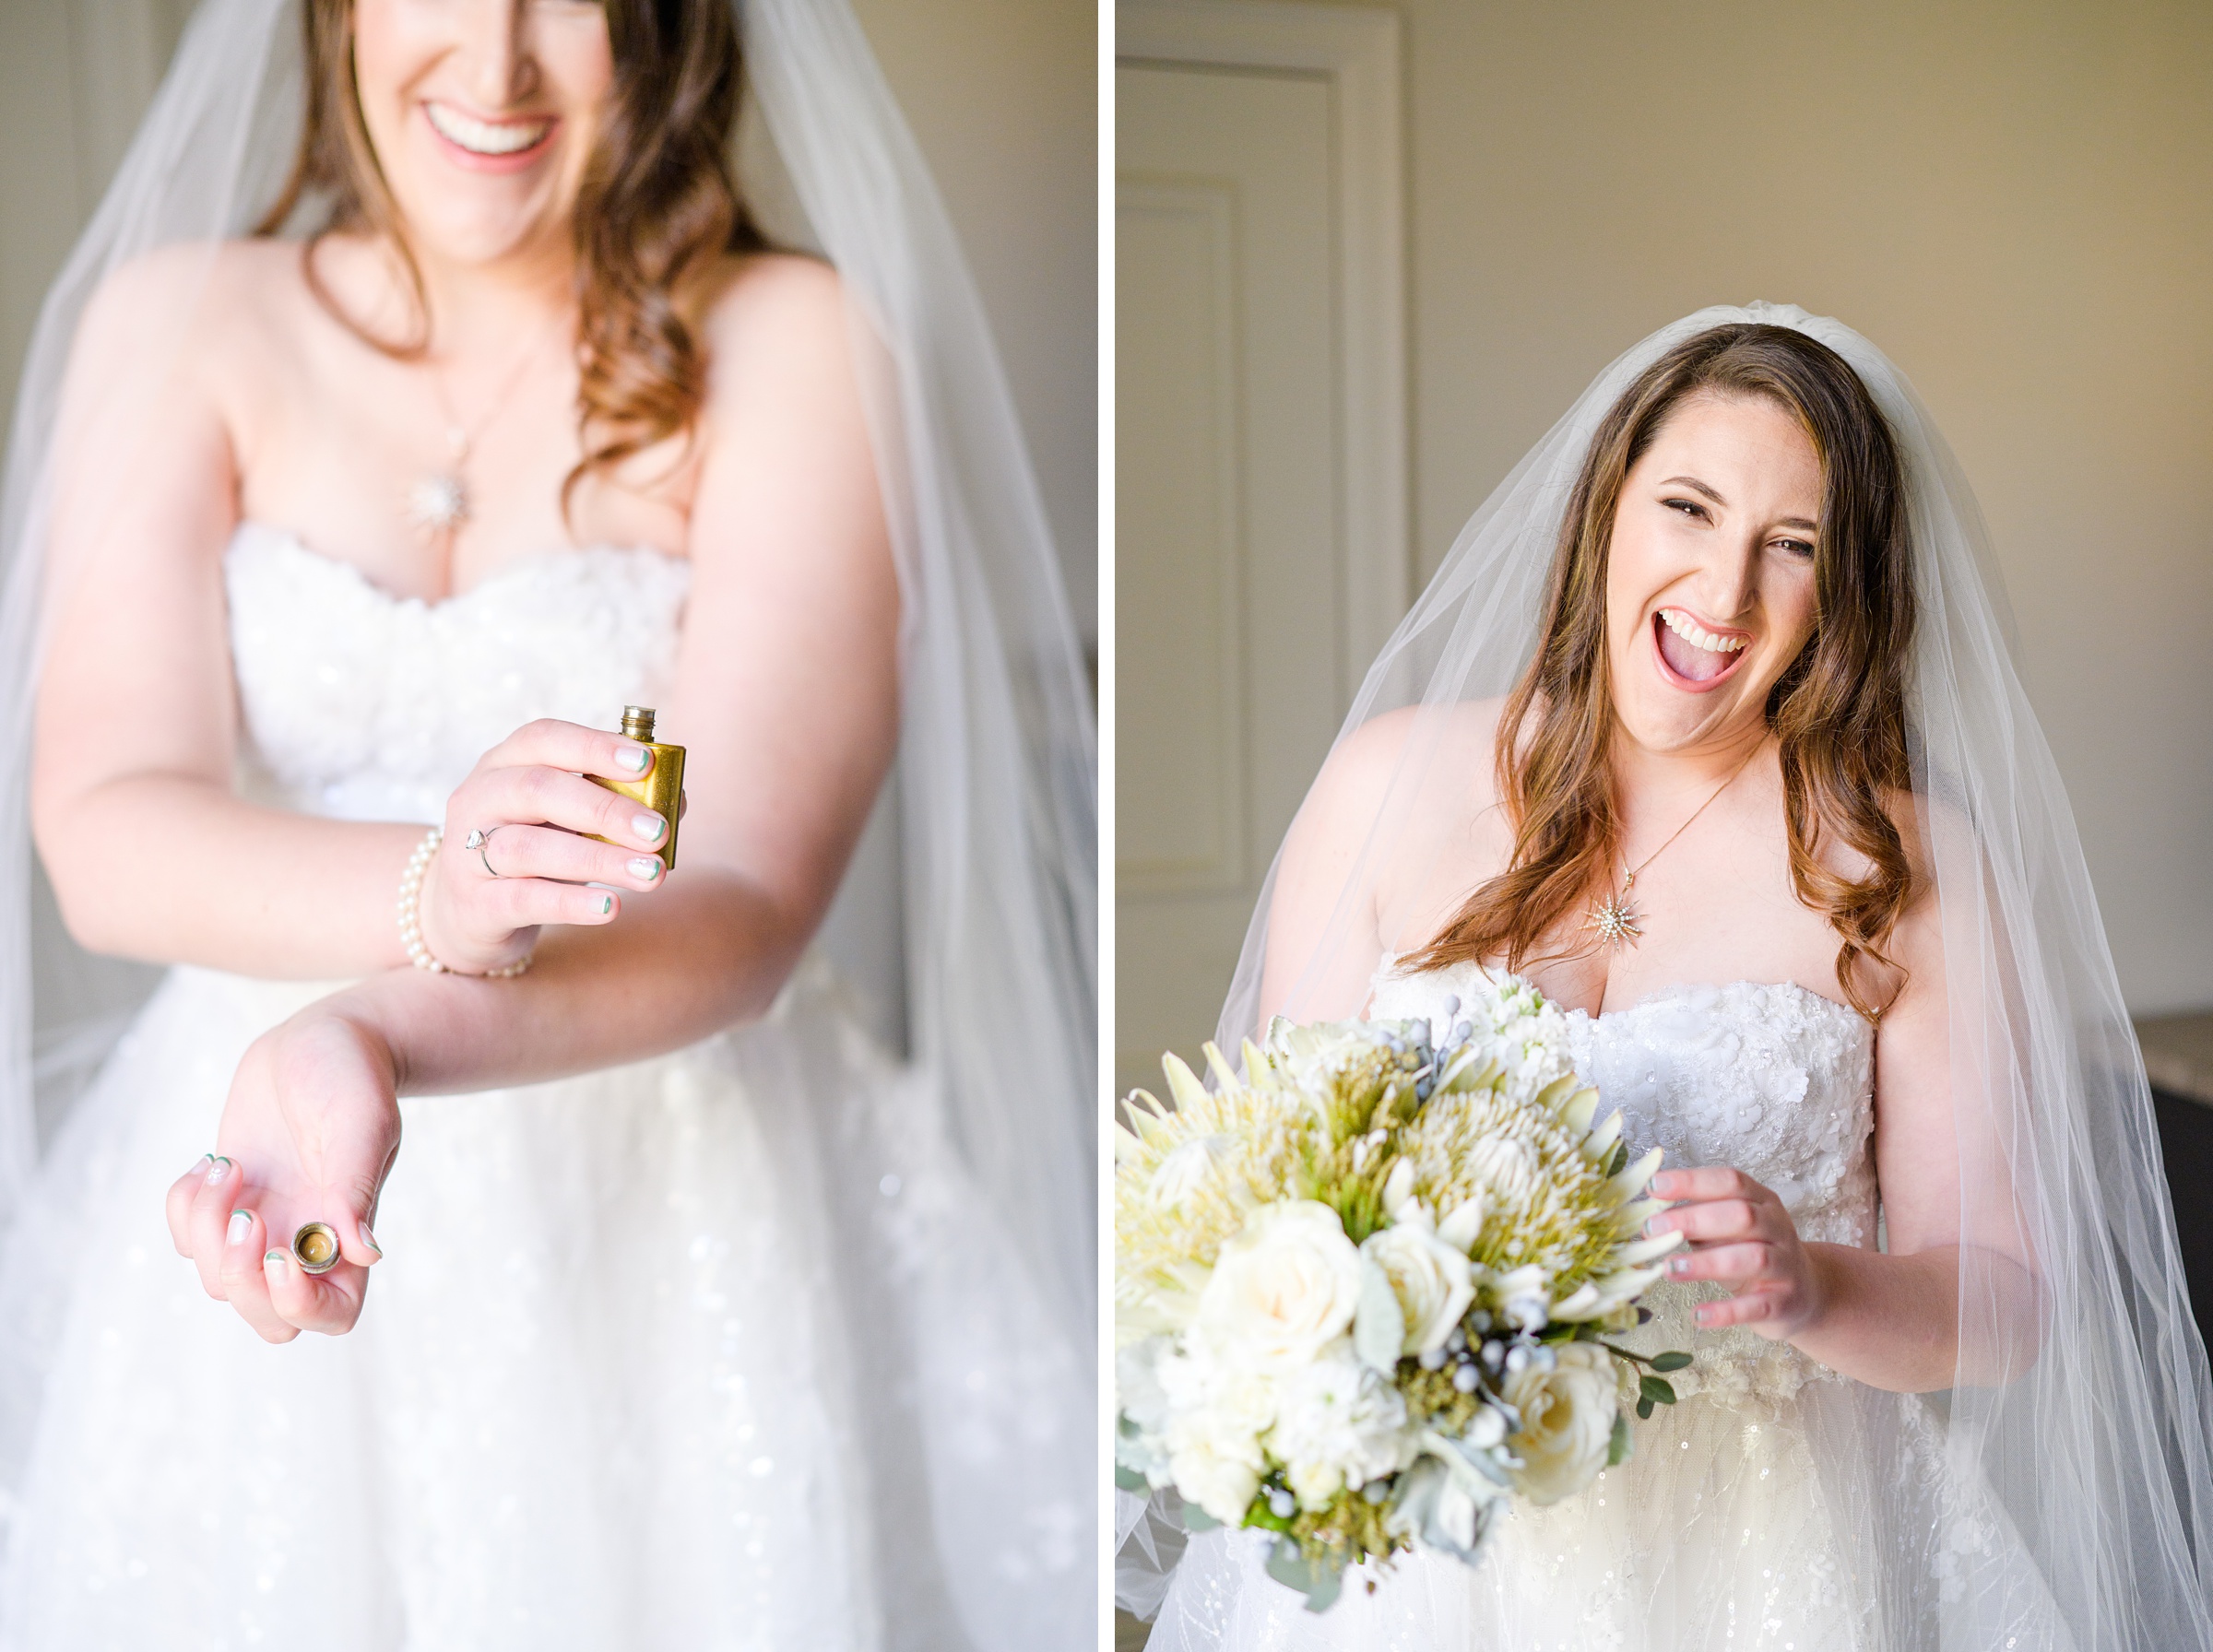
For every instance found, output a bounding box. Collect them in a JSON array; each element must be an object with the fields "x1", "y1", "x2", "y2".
[
  {"x1": 424, "y1": 101, "x2": 555, "y2": 159},
  {"x1": 1653, "y1": 607, "x2": 1749, "y2": 687}
]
